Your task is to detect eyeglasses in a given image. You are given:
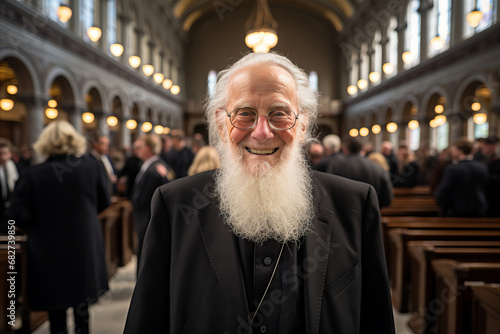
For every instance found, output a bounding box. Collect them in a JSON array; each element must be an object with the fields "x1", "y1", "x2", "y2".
[{"x1": 225, "y1": 108, "x2": 300, "y2": 131}]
